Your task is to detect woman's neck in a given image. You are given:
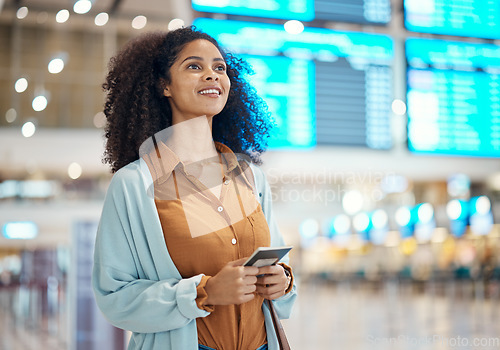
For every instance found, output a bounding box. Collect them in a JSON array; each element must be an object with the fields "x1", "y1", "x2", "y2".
[{"x1": 165, "y1": 115, "x2": 218, "y2": 164}]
